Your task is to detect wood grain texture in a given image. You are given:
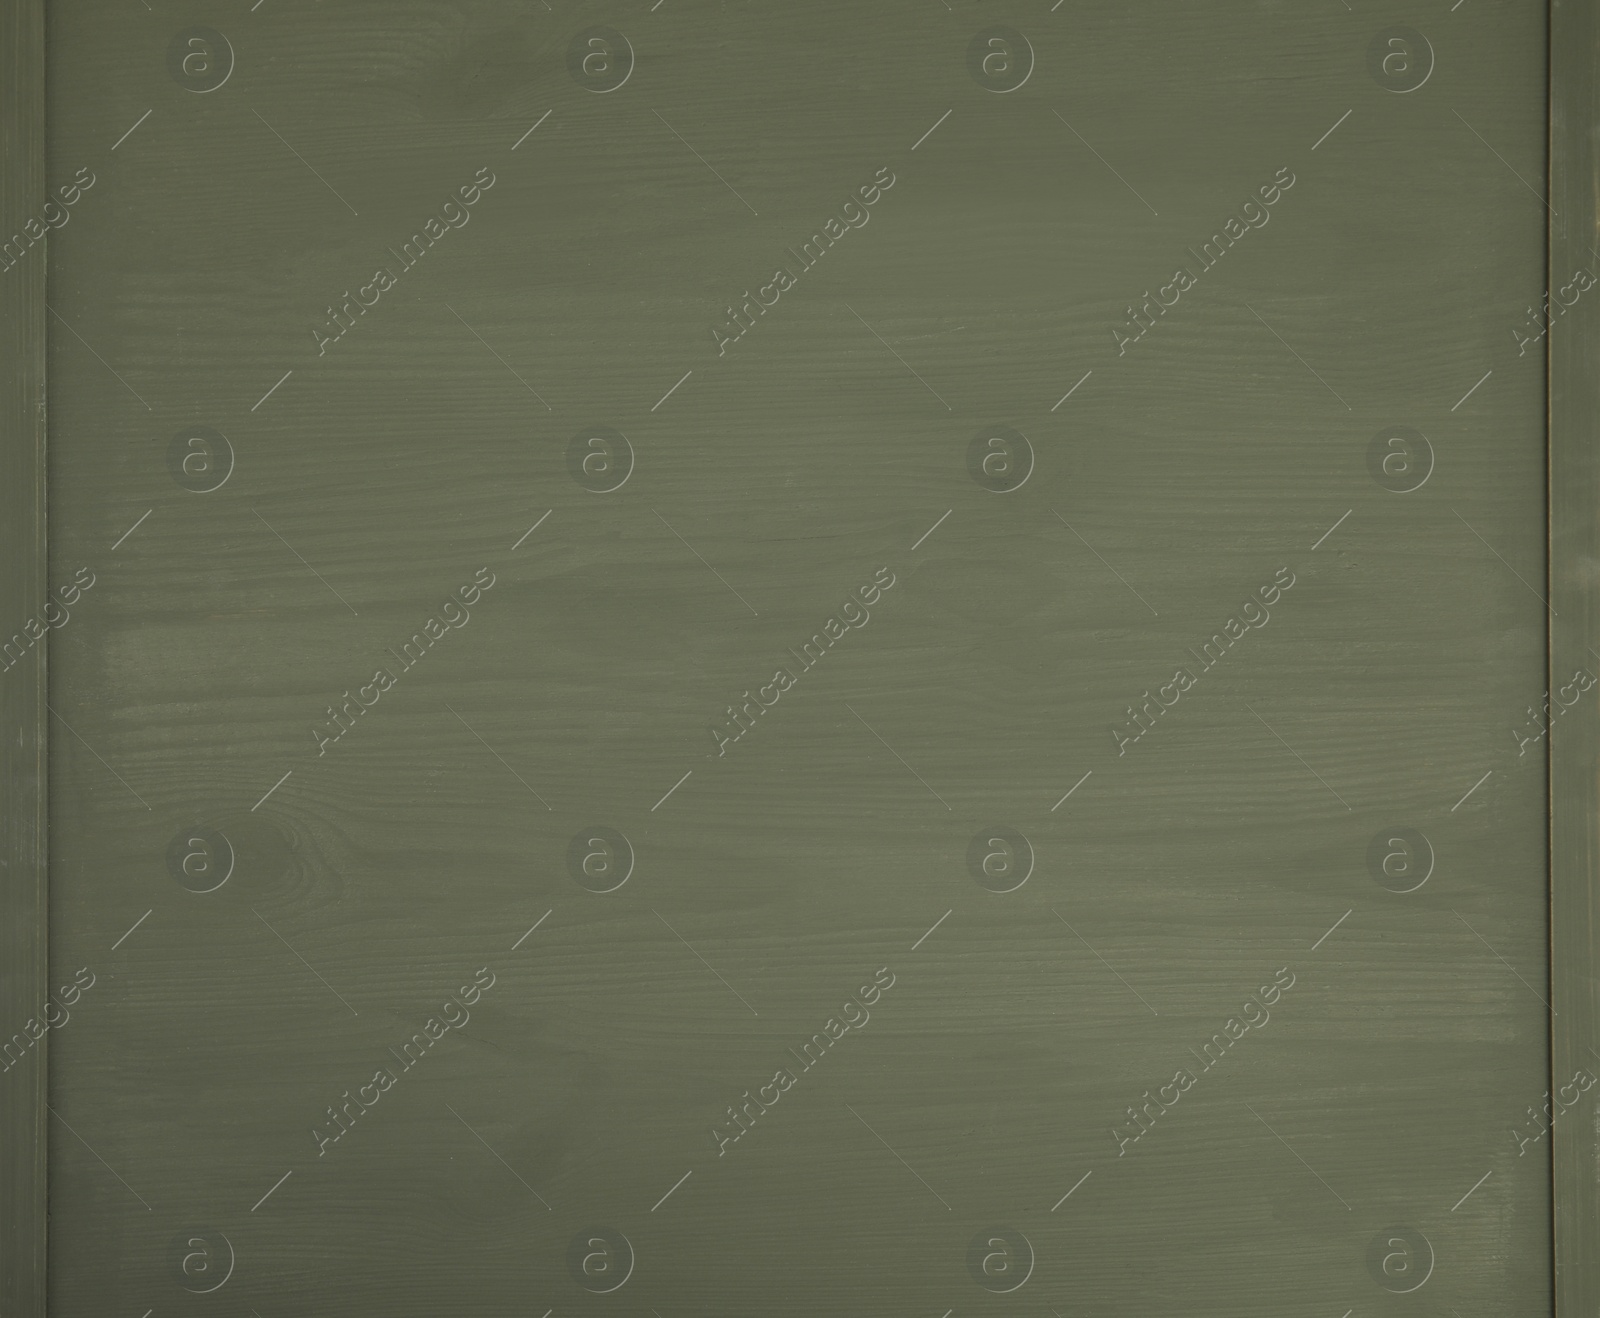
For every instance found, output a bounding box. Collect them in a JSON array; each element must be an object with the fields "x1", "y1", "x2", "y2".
[
  {"x1": 33, "y1": 1, "x2": 1560, "y2": 1315},
  {"x1": 1549, "y1": 1, "x2": 1598, "y2": 1313},
  {"x1": 0, "y1": 2, "x2": 47, "y2": 1315}
]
